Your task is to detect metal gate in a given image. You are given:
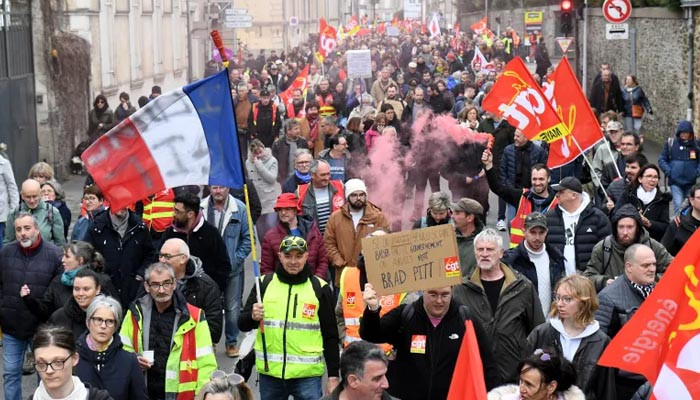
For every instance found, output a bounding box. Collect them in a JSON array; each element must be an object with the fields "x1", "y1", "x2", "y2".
[{"x1": 0, "y1": 0, "x2": 37, "y2": 180}]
